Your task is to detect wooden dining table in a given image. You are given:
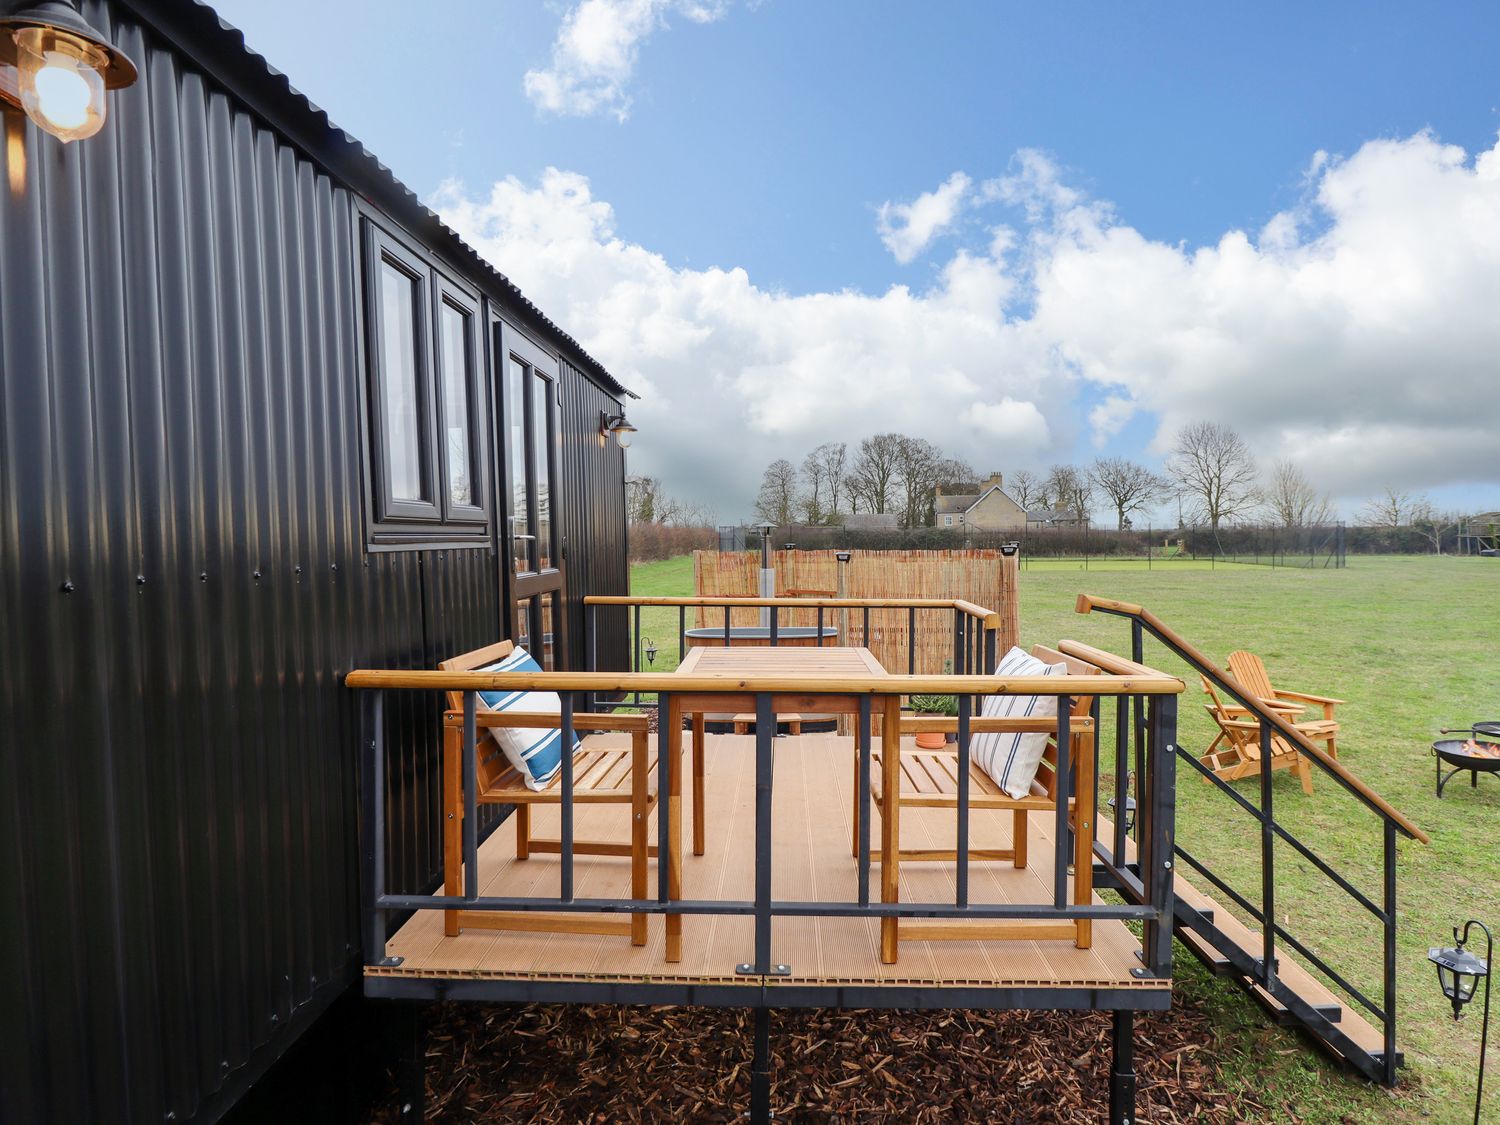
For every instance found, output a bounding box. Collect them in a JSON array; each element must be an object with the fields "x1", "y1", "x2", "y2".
[{"x1": 668, "y1": 645, "x2": 894, "y2": 856}]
